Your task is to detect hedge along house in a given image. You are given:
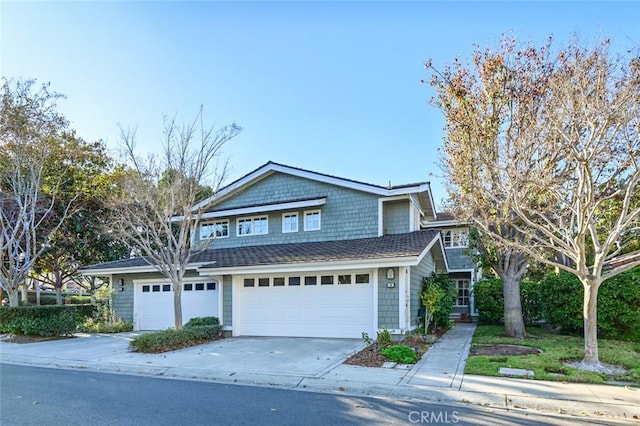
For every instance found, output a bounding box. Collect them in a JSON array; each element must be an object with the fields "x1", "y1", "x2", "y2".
[
  {"x1": 82, "y1": 162, "x2": 450, "y2": 338},
  {"x1": 421, "y1": 212, "x2": 480, "y2": 320}
]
